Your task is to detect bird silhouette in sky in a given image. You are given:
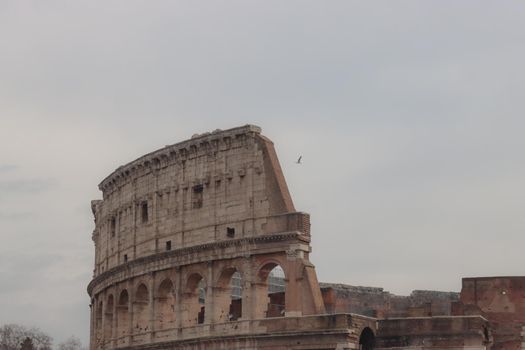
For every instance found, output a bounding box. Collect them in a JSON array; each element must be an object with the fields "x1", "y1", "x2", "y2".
[{"x1": 296, "y1": 156, "x2": 302, "y2": 164}]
